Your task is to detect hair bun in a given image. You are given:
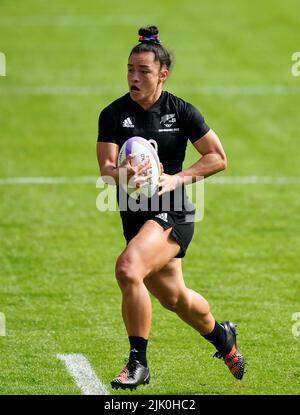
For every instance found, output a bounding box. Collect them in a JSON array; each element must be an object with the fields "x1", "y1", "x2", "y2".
[
  {"x1": 138, "y1": 26, "x2": 159, "y2": 38},
  {"x1": 138, "y1": 26, "x2": 161, "y2": 45},
  {"x1": 130, "y1": 25, "x2": 172, "y2": 70}
]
